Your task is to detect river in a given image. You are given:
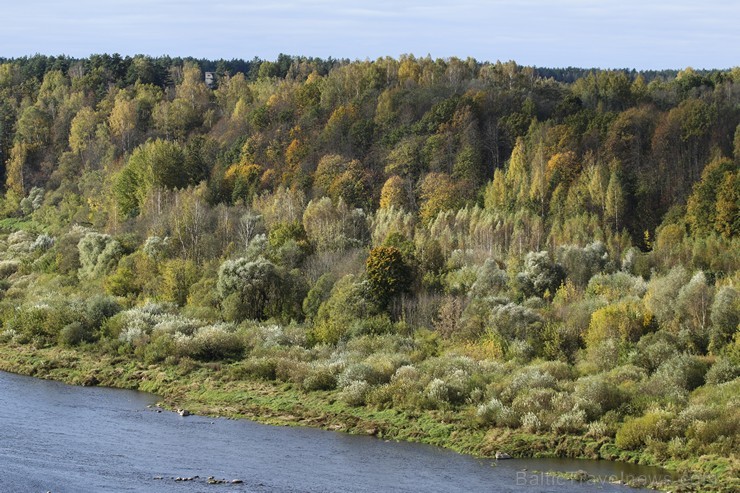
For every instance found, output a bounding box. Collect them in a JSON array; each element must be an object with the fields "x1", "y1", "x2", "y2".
[{"x1": 0, "y1": 370, "x2": 669, "y2": 492}]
